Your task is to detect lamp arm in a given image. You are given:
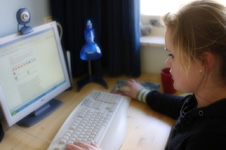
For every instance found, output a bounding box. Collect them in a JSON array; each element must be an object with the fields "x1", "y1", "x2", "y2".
[{"x1": 88, "y1": 61, "x2": 92, "y2": 76}]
